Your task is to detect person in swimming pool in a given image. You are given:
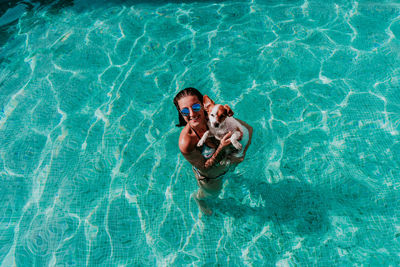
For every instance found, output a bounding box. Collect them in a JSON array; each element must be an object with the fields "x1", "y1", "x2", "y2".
[{"x1": 173, "y1": 87, "x2": 253, "y2": 215}]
